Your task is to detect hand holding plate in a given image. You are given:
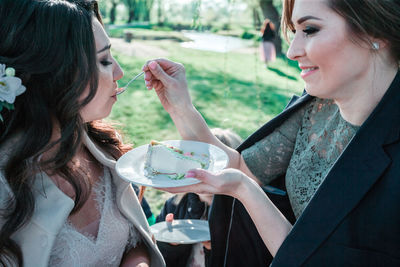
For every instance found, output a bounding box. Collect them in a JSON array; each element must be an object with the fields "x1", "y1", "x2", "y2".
[{"x1": 156, "y1": 168, "x2": 248, "y2": 200}]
